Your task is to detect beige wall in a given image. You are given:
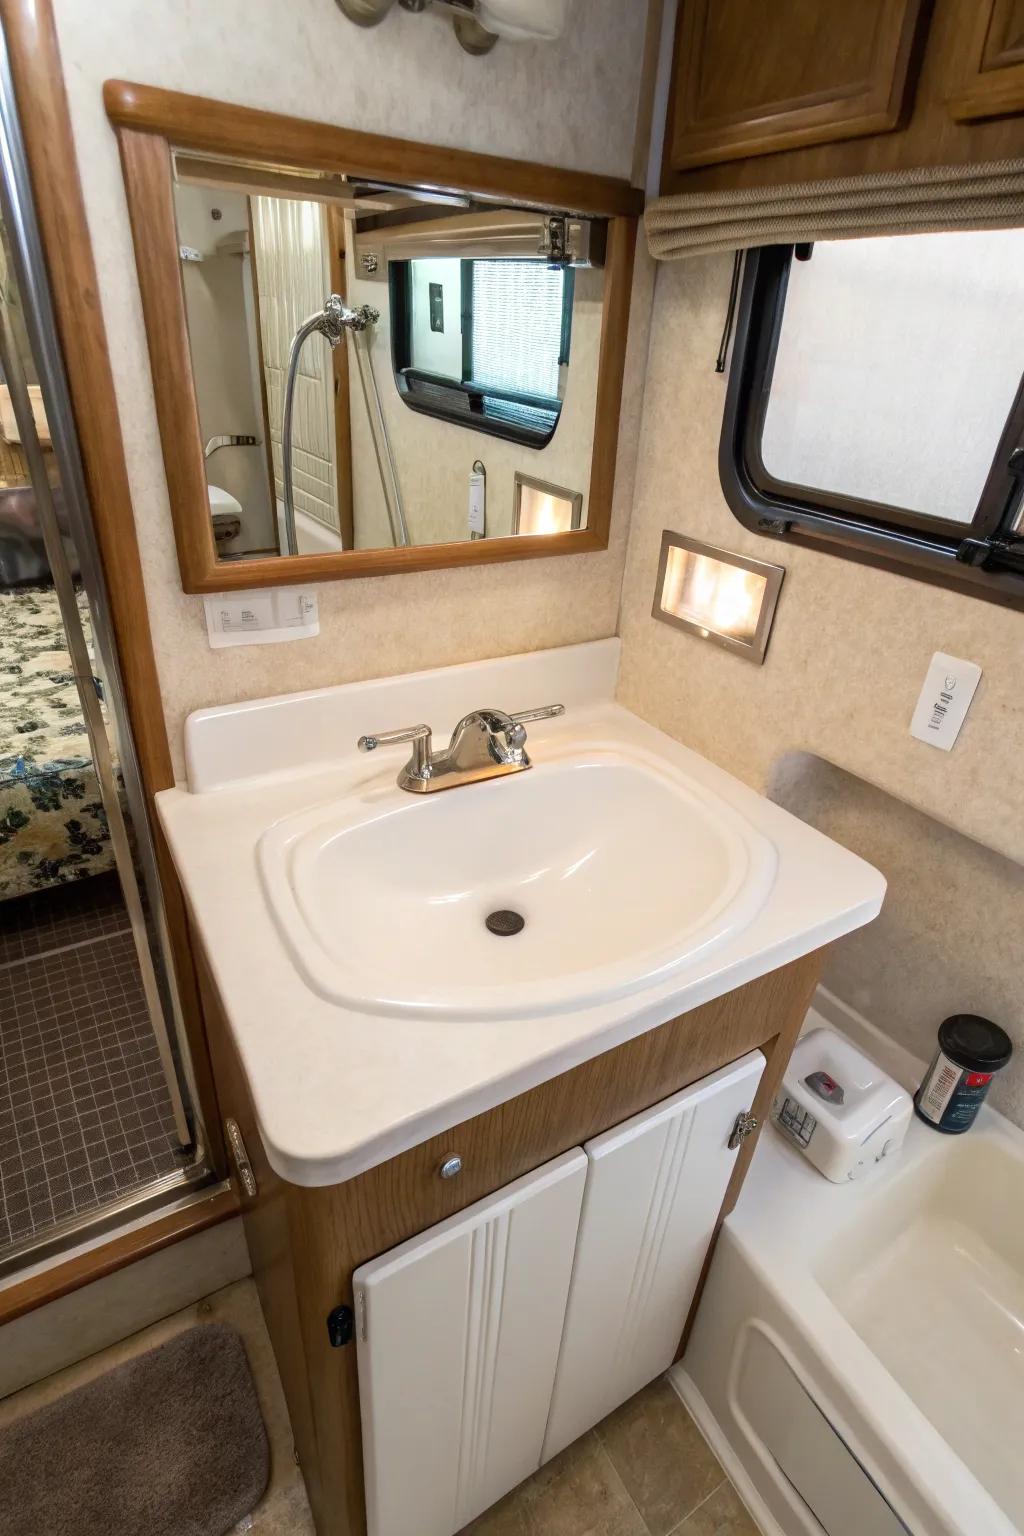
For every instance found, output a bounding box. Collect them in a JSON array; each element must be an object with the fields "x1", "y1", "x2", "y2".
[
  {"x1": 769, "y1": 756, "x2": 1023, "y2": 1128},
  {"x1": 617, "y1": 254, "x2": 1024, "y2": 1120},
  {"x1": 52, "y1": 0, "x2": 652, "y2": 779}
]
